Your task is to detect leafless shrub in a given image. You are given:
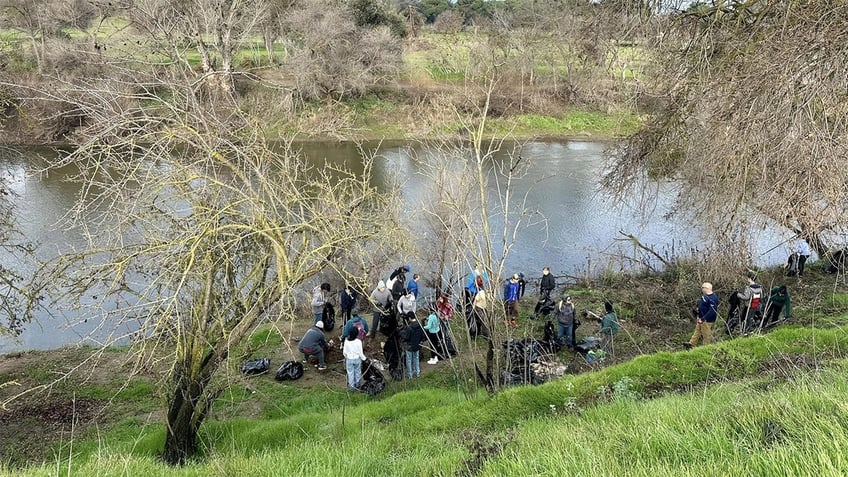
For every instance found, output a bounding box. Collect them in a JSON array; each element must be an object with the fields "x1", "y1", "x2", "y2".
[{"x1": 282, "y1": 0, "x2": 402, "y2": 101}]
